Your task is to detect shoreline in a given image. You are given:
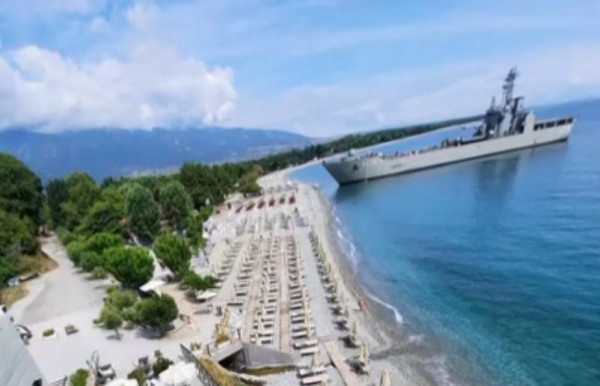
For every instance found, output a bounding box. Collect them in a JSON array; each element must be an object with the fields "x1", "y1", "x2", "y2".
[{"x1": 293, "y1": 178, "x2": 437, "y2": 385}]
